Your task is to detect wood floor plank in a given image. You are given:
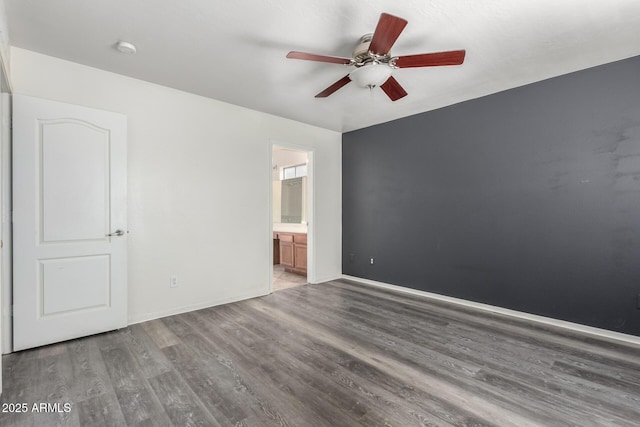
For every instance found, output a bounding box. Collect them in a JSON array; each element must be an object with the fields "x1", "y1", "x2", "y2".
[
  {"x1": 221, "y1": 302, "x2": 486, "y2": 426},
  {"x1": 249, "y1": 284, "x2": 640, "y2": 427},
  {"x1": 327, "y1": 280, "x2": 640, "y2": 415},
  {"x1": 2, "y1": 279, "x2": 640, "y2": 426},
  {"x1": 336, "y1": 280, "x2": 640, "y2": 365},
  {"x1": 264, "y1": 291, "x2": 562, "y2": 423},
  {"x1": 77, "y1": 392, "x2": 126, "y2": 426},
  {"x1": 243, "y1": 298, "x2": 543, "y2": 426},
  {"x1": 160, "y1": 316, "x2": 293, "y2": 426},
  {"x1": 118, "y1": 324, "x2": 174, "y2": 379},
  {"x1": 112, "y1": 384, "x2": 174, "y2": 426},
  {"x1": 65, "y1": 336, "x2": 113, "y2": 402},
  {"x1": 141, "y1": 319, "x2": 182, "y2": 349},
  {"x1": 161, "y1": 341, "x2": 249, "y2": 425},
  {"x1": 170, "y1": 313, "x2": 313, "y2": 426},
  {"x1": 0, "y1": 351, "x2": 80, "y2": 427},
  {"x1": 35, "y1": 342, "x2": 68, "y2": 360},
  {"x1": 99, "y1": 336, "x2": 173, "y2": 426},
  {"x1": 187, "y1": 308, "x2": 395, "y2": 427},
  {"x1": 147, "y1": 370, "x2": 222, "y2": 427},
  {"x1": 290, "y1": 282, "x2": 636, "y2": 421},
  {"x1": 278, "y1": 282, "x2": 640, "y2": 421}
]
